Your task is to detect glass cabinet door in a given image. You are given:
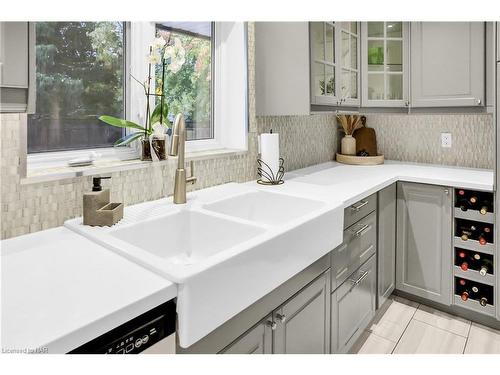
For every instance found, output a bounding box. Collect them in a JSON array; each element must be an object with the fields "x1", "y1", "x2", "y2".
[
  {"x1": 361, "y1": 22, "x2": 409, "y2": 107},
  {"x1": 337, "y1": 22, "x2": 360, "y2": 106},
  {"x1": 310, "y1": 22, "x2": 338, "y2": 105}
]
